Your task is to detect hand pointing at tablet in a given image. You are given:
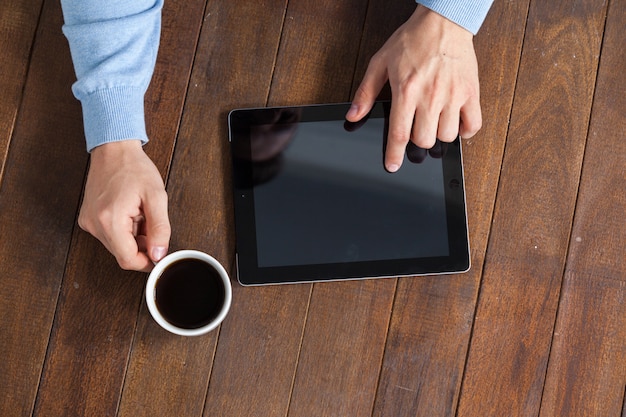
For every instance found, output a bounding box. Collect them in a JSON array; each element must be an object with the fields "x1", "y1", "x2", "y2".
[
  {"x1": 62, "y1": 0, "x2": 491, "y2": 271},
  {"x1": 346, "y1": 5, "x2": 483, "y2": 173}
]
